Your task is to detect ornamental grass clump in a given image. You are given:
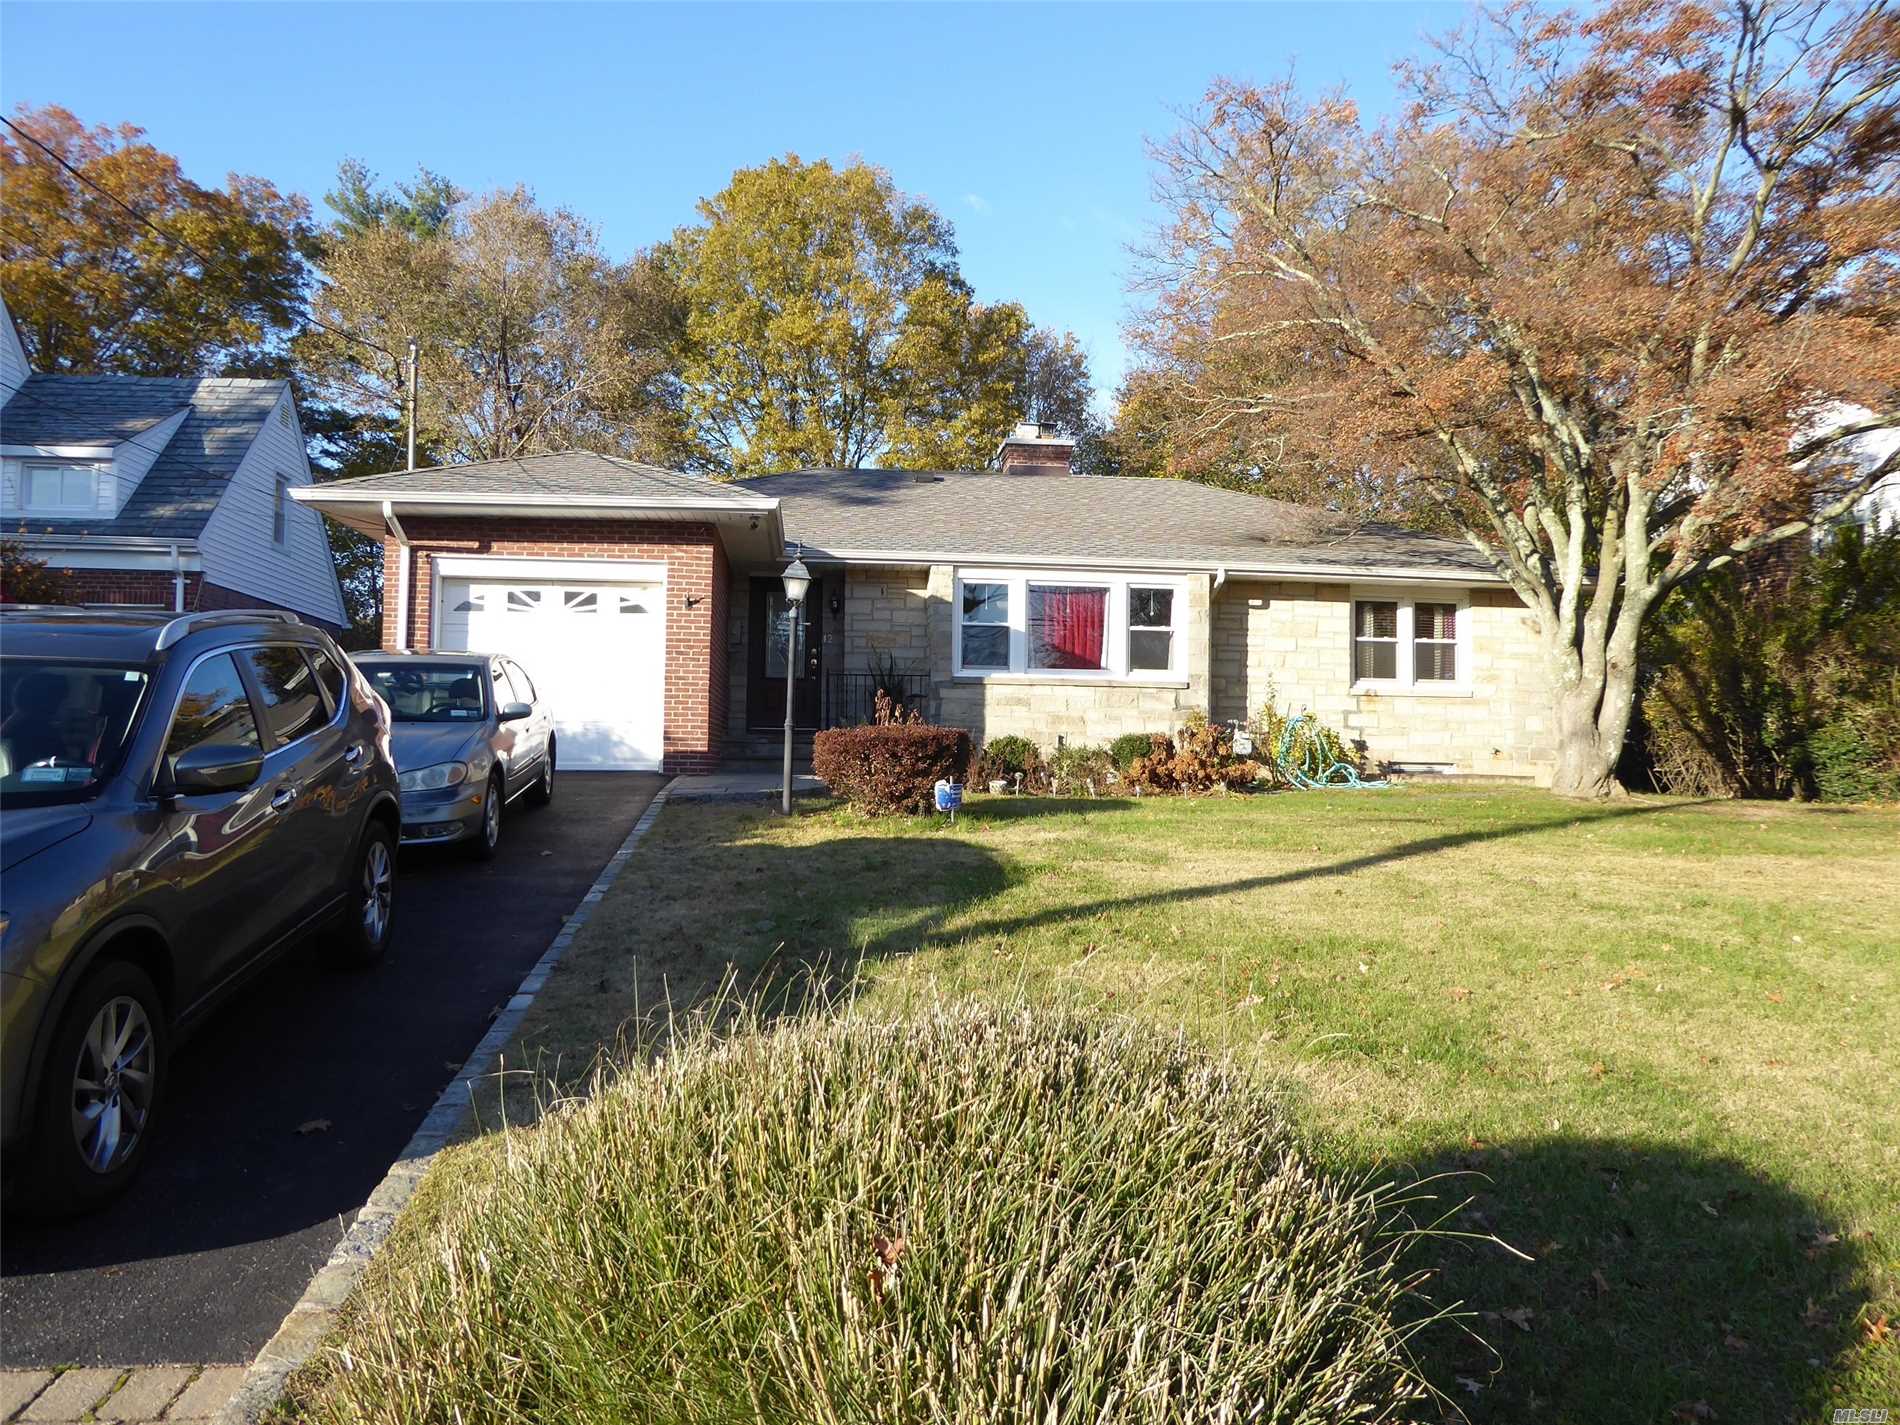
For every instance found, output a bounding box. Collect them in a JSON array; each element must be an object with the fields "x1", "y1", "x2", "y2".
[{"x1": 295, "y1": 1002, "x2": 1443, "y2": 1424}]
